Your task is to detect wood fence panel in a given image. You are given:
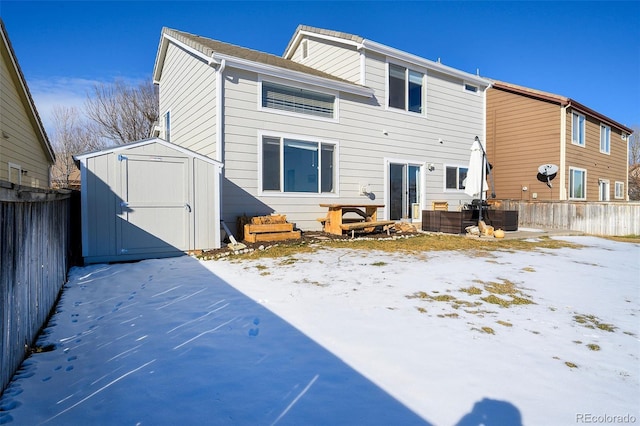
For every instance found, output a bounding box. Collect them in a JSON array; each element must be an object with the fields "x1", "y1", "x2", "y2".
[
  {"x1": 1, "y1": 188, "x2": 71, "y2": 394},
  {"x1": 498, "y1": 200, "x2": 640, "y2": 236}
]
